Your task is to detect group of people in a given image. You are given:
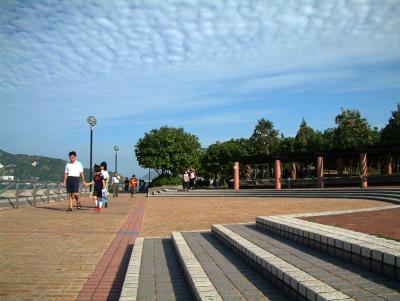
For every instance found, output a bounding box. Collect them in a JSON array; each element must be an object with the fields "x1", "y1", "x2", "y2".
[
  {"x1": 63, "y1": 151, "x2": 139, "y2": 212},
  {"x1": 182, "y1": 168, "x2": 196, "y2": 191}
]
